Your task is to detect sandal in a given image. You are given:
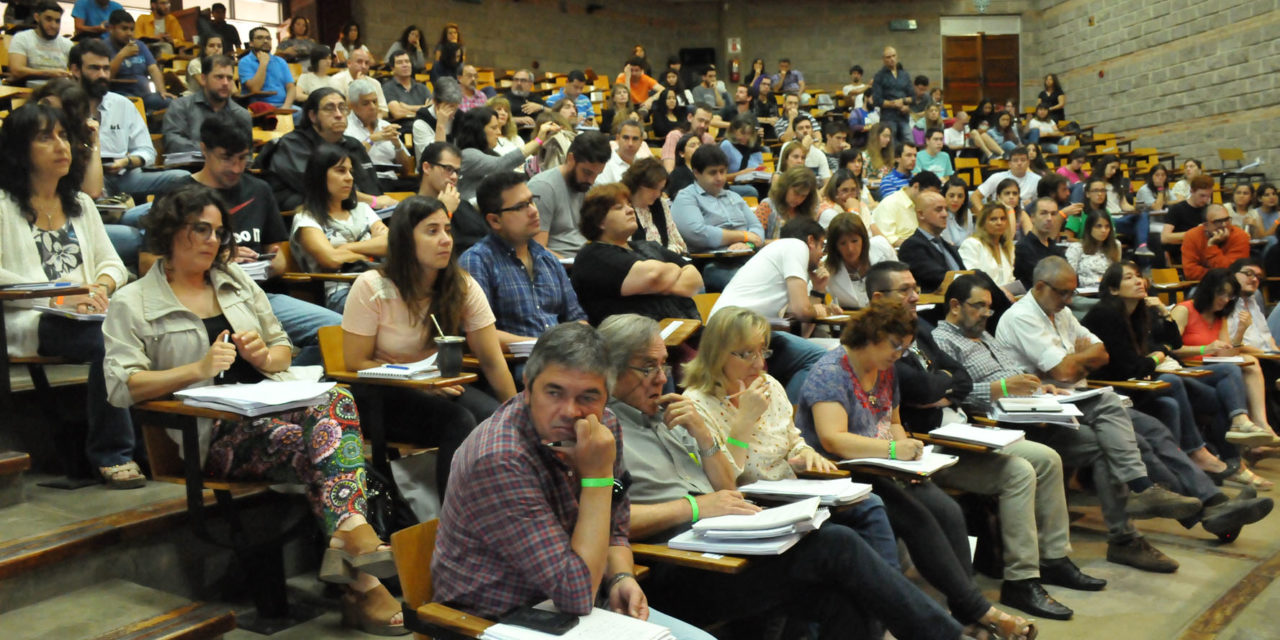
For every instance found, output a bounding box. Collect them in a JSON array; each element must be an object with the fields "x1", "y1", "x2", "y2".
[
  {"x1": 1226, "y1": 463, "x2": 1274, "y2": 491},
  {"x1": 1226, "y1": 421, "x2": 1277, "y2": 447},
  {"x1": 320, "y1": 523, "x2": 397, "y2": 584},
  {"x1": 99, "y1": 461, "x2": 146, "y2": 490},
  {"x1": 341, "y1": 584, "x2": 409, "y2": 636}
]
